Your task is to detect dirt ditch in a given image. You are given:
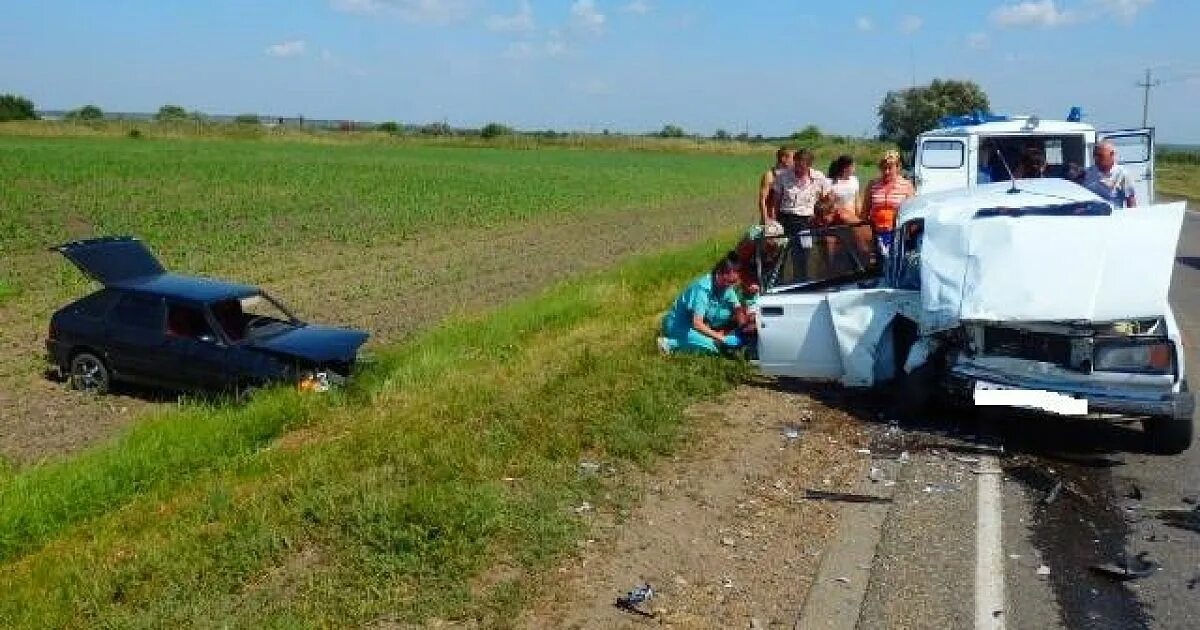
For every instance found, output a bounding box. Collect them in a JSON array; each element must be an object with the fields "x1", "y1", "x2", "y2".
[
  {"x1": 519, "y1": 384, "x2": 870, "y2": 629},
  {"x1": 0, "y1": 195, "x2": 746, "y2": 464}
]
